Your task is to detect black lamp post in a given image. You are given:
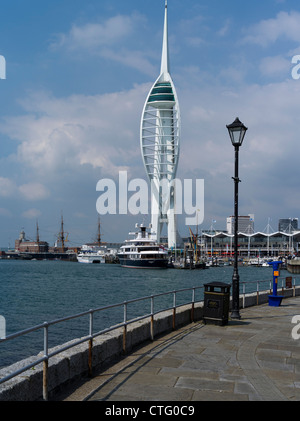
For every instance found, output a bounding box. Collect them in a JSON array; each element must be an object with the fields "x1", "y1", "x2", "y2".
[{"x1": 226, "y1": 118, "x2": 248, "y2": 320}]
